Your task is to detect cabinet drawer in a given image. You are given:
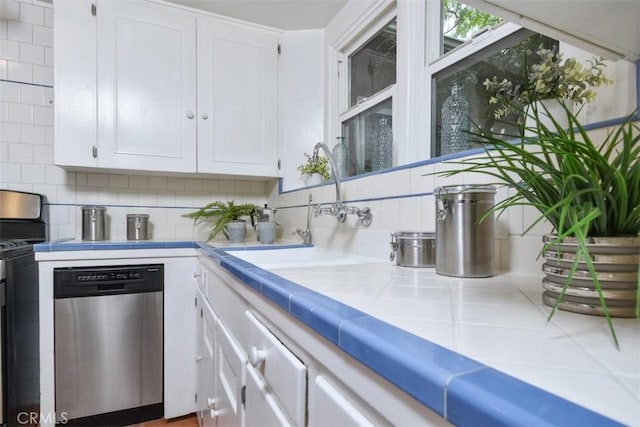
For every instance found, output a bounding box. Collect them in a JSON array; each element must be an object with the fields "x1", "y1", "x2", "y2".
[{"x1": 245, "y1": 311, "x2": 307, "y2": 426}]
